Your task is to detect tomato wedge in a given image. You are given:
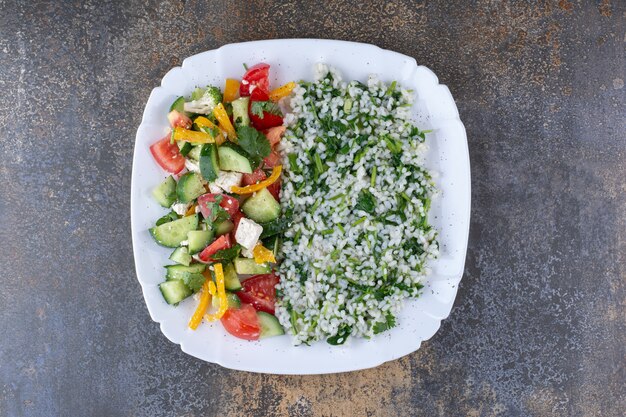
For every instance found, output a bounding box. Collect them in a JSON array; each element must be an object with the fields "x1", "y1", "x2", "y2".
[
  {"x1": 167, "y1": 110, "x2": 192, "y2": 129},
  {"x1": 250, "y1": 111, "x2": 283, "y2": 130},
  {"x1": 250, "y1": 87, "x2": 270, "y2": 102},
  {"x1": 149, "y1": 135, "x2": 185, "y2": 174},
  {"x1": 264, "y1": 126, "x2": 286, "y2": 147},
  {"x1": 237, "y1": 273, "x2": 280, "y2": 314},
  {"x1": 263, "y1": 150, "x2": 282, "y2": 168},
  {"x1": 267, "y1": 179, "x2": 281, "y2": 201},
  {"x1": 197, "y1": 193, "x2": 240, "y2": 218},
  {"x1": 221, "y1": 304, "x2": 260, "y2": 341},
  {"x1": 230, "y1": 211, "x2": 244, "y2": 240},
  {"x1": 240, "y1": 63, "x2": 270, "y2": 97},
  {"x1": 242, "y1": 168, "x2": 267, "y2": 186},
  {"x1": 198, "y1": 234, "x2": 232, "y2": 262}
]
